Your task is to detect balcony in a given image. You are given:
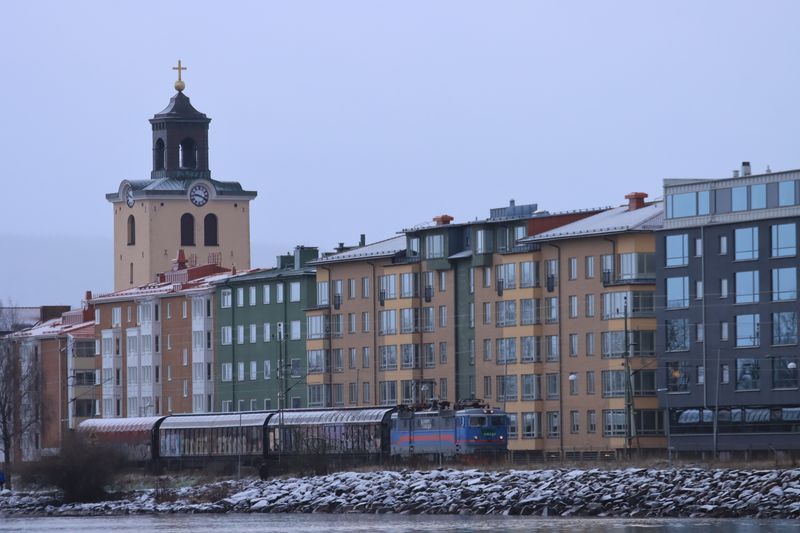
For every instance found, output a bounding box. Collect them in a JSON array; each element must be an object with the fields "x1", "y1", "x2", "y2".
[{"x1": 602, "y1": 270, "x2": 656, "y2": 287}]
